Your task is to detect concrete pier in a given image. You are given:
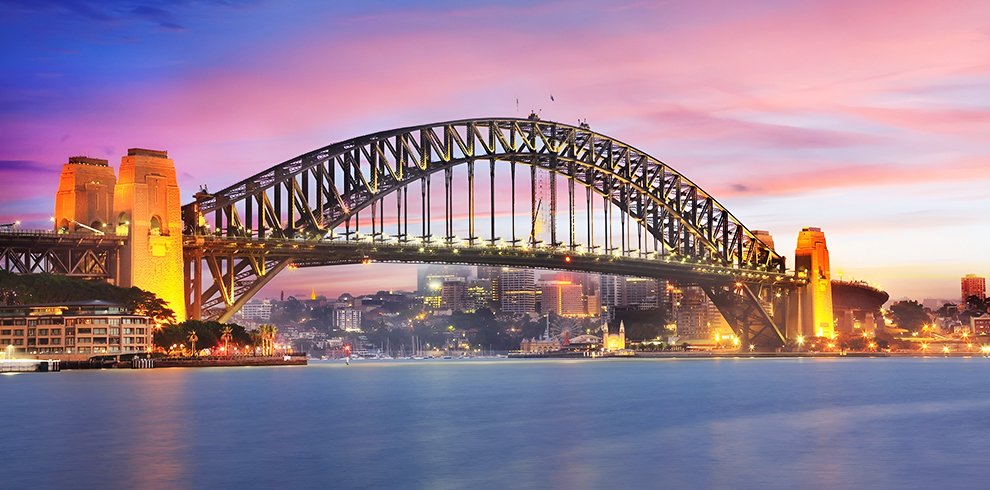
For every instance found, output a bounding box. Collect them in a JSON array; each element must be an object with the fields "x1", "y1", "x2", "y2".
[{"x1": 0, "y1": 359, "x2": 61, "y2": 373}]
